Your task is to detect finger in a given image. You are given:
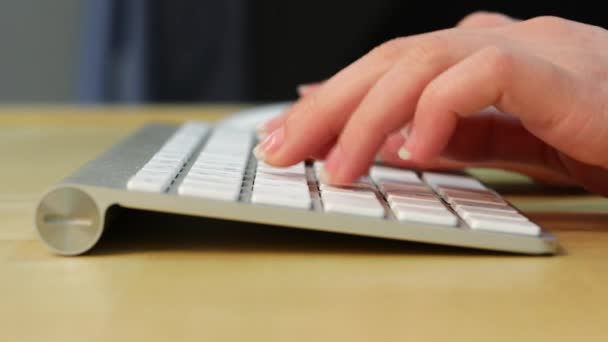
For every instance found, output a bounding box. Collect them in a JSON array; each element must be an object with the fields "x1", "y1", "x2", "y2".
[
  {"x1": 323, "y1": 34, "x2": 488, "y2": 183},
  {"x1": 559, "y1": 155, "x2": 608, "y2": 196},
  {"x1": 297, "y1": 82, "x2": 323, "y2": 97},
  {"x1": 256, "y1": 113, "x2": 288, "y2": 139},
  {"x1": 457, "y1": 11, "x2": 518, "y2": 28},
  {"x1": 405, "y1": 45, "x2": 606, "y2": 169},
  {"x1": 379, "y1": 151, "x2": 576, "y2": 185},
  {"x1": 378, "y1": 110, "x2": 577, "y2": 184},
  {"x1": 433, "y1": 110, "x2": 562, "y2": 167},
  {"x1": 256, "y1": 36, "x2": 413, "y2": 166},
  {"x1": 310, "y1": 137, "x2": 337, "y2": 160},
  {"x1": 256, "y1": 82, "x2": 325, "y2": 140}
]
